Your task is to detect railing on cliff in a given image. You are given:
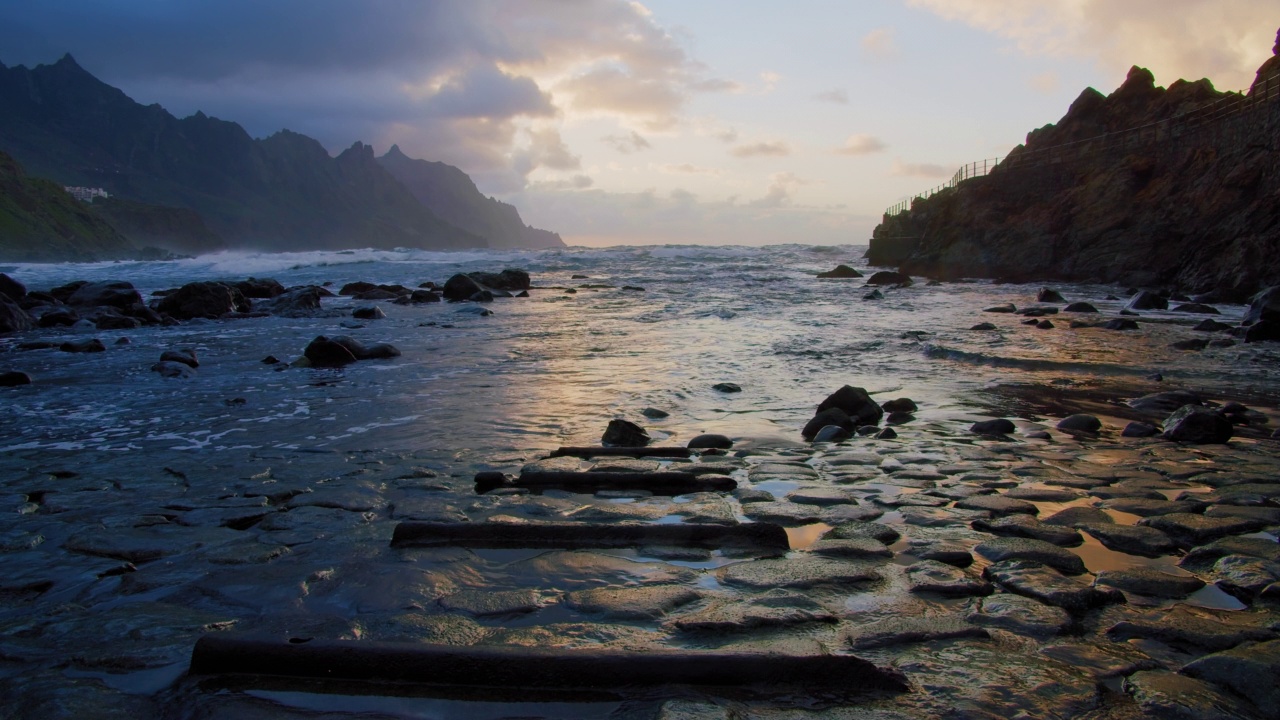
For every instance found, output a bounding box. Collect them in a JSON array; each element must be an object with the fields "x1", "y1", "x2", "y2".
[{"x1": 883, "y1": 71, "x2": 1280, "y2": 217}]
